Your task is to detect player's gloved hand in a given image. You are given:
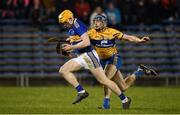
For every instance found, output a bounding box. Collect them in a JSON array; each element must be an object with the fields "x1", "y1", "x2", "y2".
[
  {"x1": 62, "y1": 44, "x2": 74, "y2": 52},
  {"x1": 66, "y1": 37, "x2": 71, "y2": 42},
  {"x1": 56, "y1": 42, "x2": 72, "y2": 58},
  {"x1": 139, "y1": 36, "x2": 150, "y2": 43}
]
